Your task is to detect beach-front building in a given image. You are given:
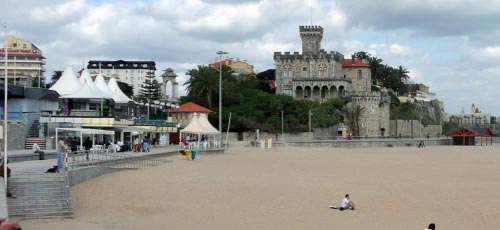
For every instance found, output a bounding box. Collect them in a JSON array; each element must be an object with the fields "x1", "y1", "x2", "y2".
[
  {"x1": 39, "y1": 65, "x2": 178, "y2": 147},
  {"x1": 274, "y1": 25, "x2": 390, "y2": 137},
  {"x1": 449, "y1": 103, "x2": 491, "y2": 127},
  {"x1": 209, "y1": 57, "x2": 255, "y2": 77},
  {"x1": 0, "y1": 35, "x2": 46, "y2": 86},
  {"x1": 446, "y1": 127, "x2": 493, "y2": 146}
]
